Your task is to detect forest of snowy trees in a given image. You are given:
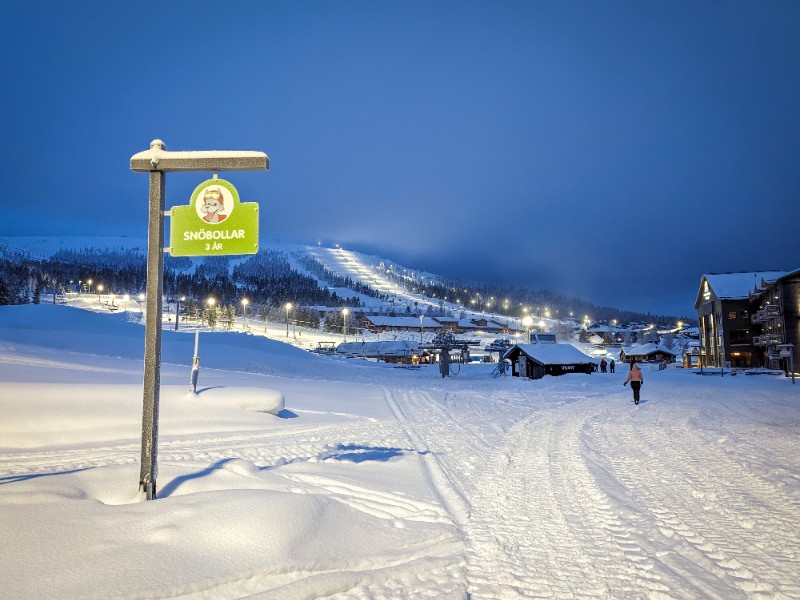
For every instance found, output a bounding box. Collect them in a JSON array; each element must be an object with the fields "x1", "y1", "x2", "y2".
[{"x1": 0, "y1": 247, "x2": 360, "y2": 312}]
